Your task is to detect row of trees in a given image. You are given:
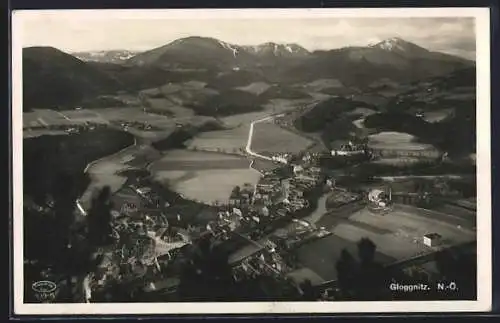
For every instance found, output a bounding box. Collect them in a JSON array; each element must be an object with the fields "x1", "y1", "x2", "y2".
[
  {"x1": 168, "y1": 235, "x2": 476, "y2": 302},
  {"x1": 363, "y1": 109, "x2": 475, "y2": 157},
  {"x1": 24, "y1": 171, "x2": 115, "y2": 302},
  {"x1": 333, "y1": 238, "x2": 477, "y2": 301}
]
